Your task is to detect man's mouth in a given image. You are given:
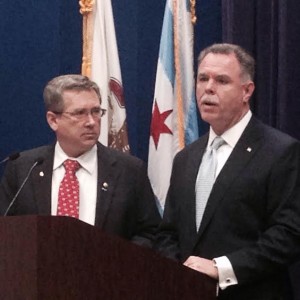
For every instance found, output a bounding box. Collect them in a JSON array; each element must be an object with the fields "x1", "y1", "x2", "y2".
[
  {"x1": 201, "y1": 99, "x2": 218, "y2": 106},
  {"x1": 82, "y1": 132, "x2": 97, "y2": 137}
]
